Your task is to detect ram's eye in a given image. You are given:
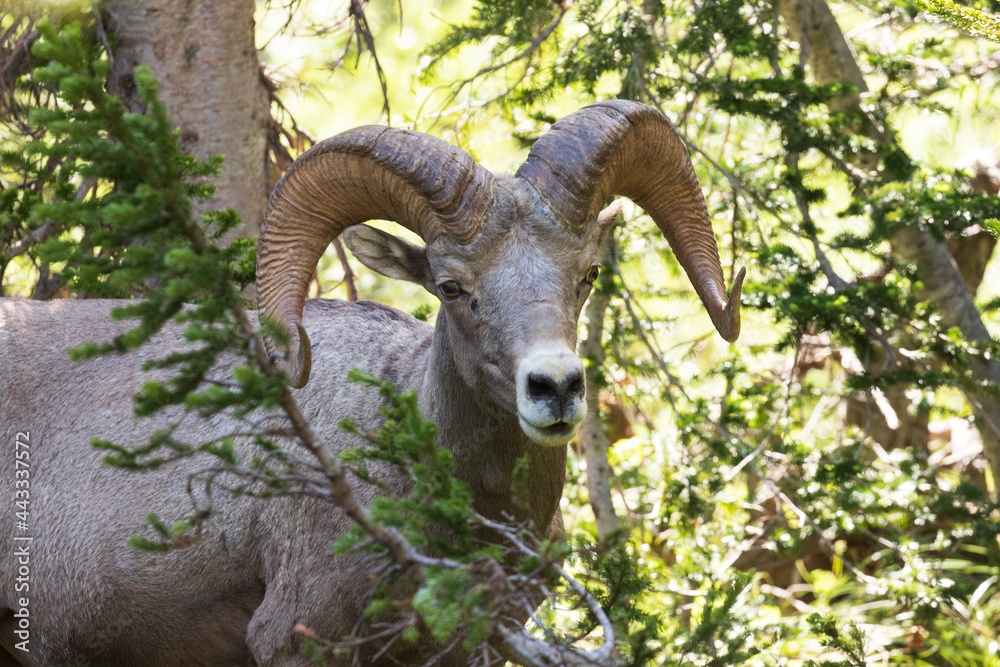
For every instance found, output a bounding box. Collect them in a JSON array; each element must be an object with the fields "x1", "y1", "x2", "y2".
[
  {"x1": 438, "y1": 280, "x2": 463, "y2": 300},
  {"x1": 585, "y1": 265, "x2": 601, "y2": 285}
]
